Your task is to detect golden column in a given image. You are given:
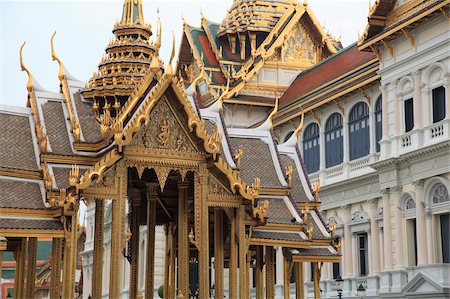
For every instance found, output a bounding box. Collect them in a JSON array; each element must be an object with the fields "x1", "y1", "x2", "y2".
[
  {"x1": 62, "y1": 212, "x2": 78, "y2": 298},
  {"x1": 50, "y1": 238, "x2": 63, "y2": 299},
  {"x1": 177, "y1": 180, "x2": 190, "y2": 298},
  {"x1": 169, "y1": 223, "x2": 176, "y2": 299},
  {"x1": 163, "y1": 224, "x2": 170, "y2": 299},
  {"x1": 214, "y1": 209, "x2": 224, "y2": 299},
  {"x1": 229, "y1": 211, "x2": 238, "y2": 299},
  {"x1": 312, "y1": 262, "x2": 321, "y2": 299},
  {"x1": 129, "y1": 190, "x2": 141, "y2": 299},
  {"x1": 109, "y1": 164, "x2": 127, "y2": 298},
  {"x1": 295, "y1": 262, "x2": 304, "y2": 299},
  {"x1": 25, "y1": 237, "x2": 38, "y2": 298},
  {"x1": 13, "y1": 238, "x2": 26, "y2": 299},
  {"x1": 145, "y1": 183, "x2": 158, "y2": 299},
  {"x1": 92, "y1": 199, "x2": 105, "y2": 299},
  {"x1": 255, "y1": 246, "x2": 264, "y2": 299},
  {"x1": 283, "y1": 252, "x2": 291, "y2": 299},
  {"x1": 238, "y1": 205, "x2": 247, "y2": 298},
  {"x1": 197, "y1": 166, "x2": 209, "y2": 299},
  {"x1": 265, "y1": 246, "x2": 275, "y2": 299}
]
